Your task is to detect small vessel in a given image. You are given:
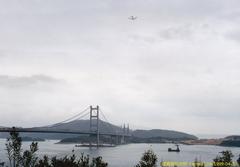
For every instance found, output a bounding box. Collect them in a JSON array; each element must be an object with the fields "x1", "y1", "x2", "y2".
[{"x1": 168, "y1": 144, "x2": 180, "y2": 152}]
